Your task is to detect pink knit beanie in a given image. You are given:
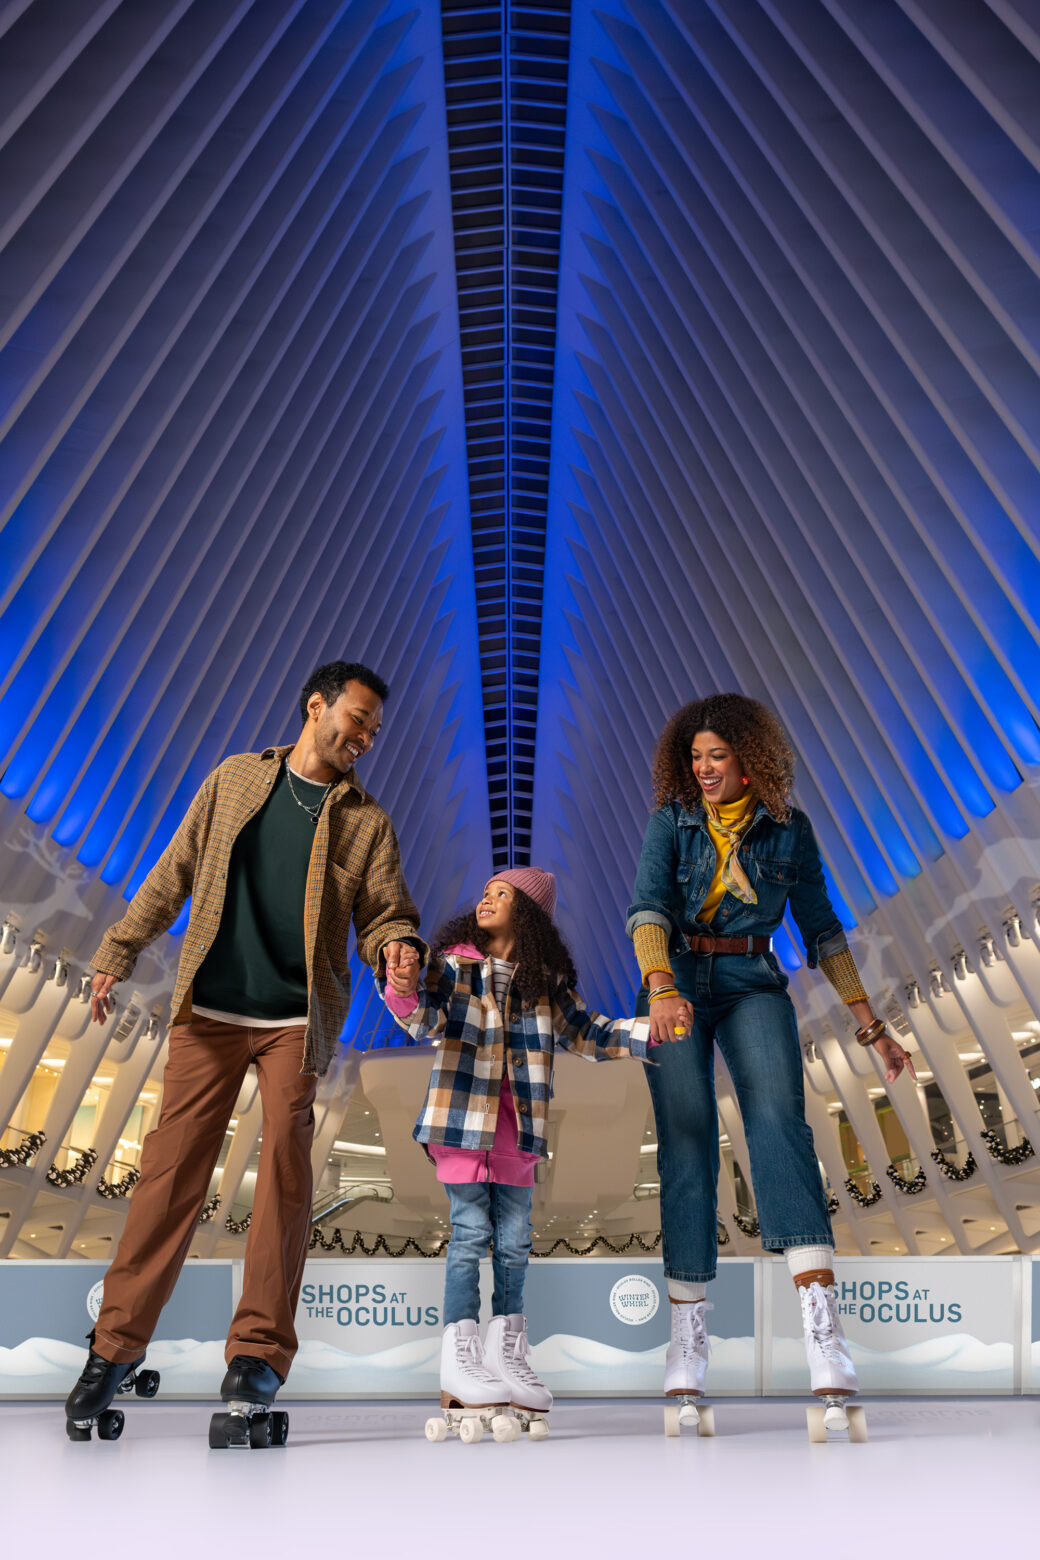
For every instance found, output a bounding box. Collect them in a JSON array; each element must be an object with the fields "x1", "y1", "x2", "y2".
[{"x1": 486, "y1": 866, "x2": 557, "y2": 921}]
